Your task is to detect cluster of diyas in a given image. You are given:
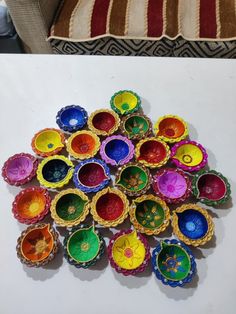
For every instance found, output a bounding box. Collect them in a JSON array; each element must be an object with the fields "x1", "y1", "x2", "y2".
[{"x1": 2, "y1": 90, "x2": 231, "y2": 287}]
